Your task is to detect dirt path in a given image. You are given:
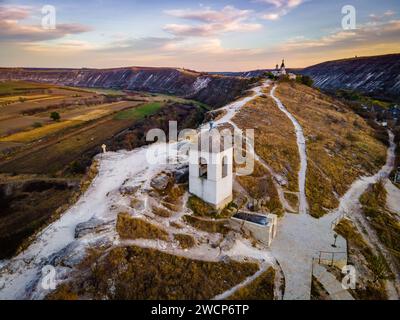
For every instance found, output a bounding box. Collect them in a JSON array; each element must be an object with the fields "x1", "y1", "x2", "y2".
[{"x1": 270, "y1": 85, "x2": 308, "y2": 214}]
